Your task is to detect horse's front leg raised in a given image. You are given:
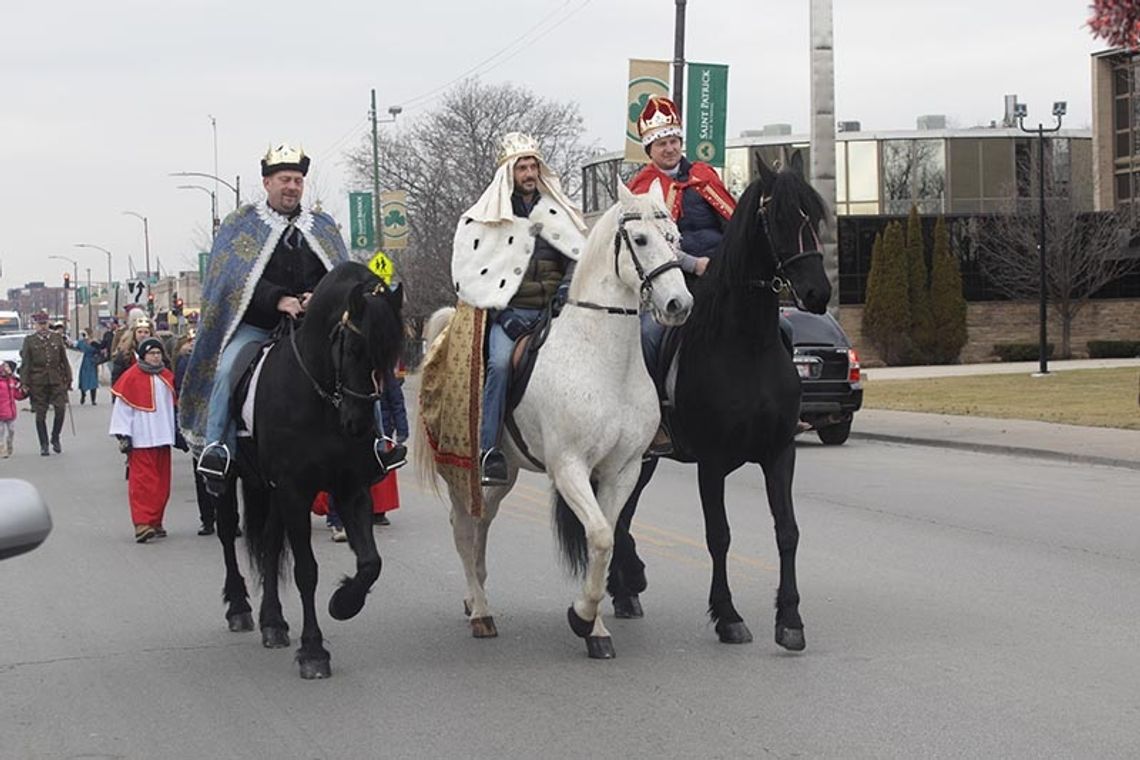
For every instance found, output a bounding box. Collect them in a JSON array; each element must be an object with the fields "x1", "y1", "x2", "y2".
[
  {"x1": 697, "y1": 460, "x2": 753, "y2": 644},
  {"x1": 328, "y1": 486, "x2": 381, "y2": 622},
  {"x1": 762, "y1": 444, "x2": 805, "y2": 652},
  {"x1": 213, "y1": 479, "x2": 253, "y2": 632},
  {"x1": 279, "y1": 491, "x2": 330, "y2": 679},
  {"x1": 554, "y1": 465, "x2": 617, "y2": 659}
]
